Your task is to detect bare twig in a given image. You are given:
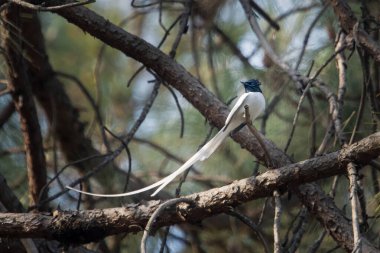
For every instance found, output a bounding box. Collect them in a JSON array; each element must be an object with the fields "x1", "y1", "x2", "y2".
[
  {"x1": 349, "y1": 48, "x2": 370, "y2": 144},
  {"x1": 334, "y1": 32, "x2": 348, "y2": 145},
  {"x1": 273, "y1": 190, "x2": 282, "y2": 253},
  {"x1": 37, "y1": 153, "x2": 109, "y2": 205},
  {"x1": 275, "y1": 4, "x2": 321, "y2": 23},
  {"x1": 239, "y1": 0, "x2": 297, "y2": 81},
  {"x1": 287, "y1": 207, "x2": 309, "y2": 253},
  {"x1": 249, "y1": 0, "x2": 279, "y2": 30},
  {"x1": 347, "y1": 162, "x2": 362, "y2": 252},
  {"x1": 244, "y1": 105, "x2": 272, "y2": 168},
  {"x1": 285, "y1": 45, "x2": 347, "y2": 153},
  {"x1": 55, "y1": 71, "x2": 111, "y2": 152},
  {"x1": 9, "y1": 0, "x2": 95, "y2": 11},
  {"x1": 260, "y1": 84, "x2": 286, "y2": 135},
  {"x1": 0, "y1": 102, "x2": 15, "y2": 128},
  {"x1": 163, "y1": 84, "x2": 185, "y2": 138},
  {"x1": 257, "y1": 197, "x2": 269, "y2": 226},
  {"x1": 125, "y1": 80, "x2": 161, "y2": 144},
  {"x1": 295, "y1": 3, "x2": 329, "y2": 71},
  {"x1": 58, "y1": 81, "x2": 161, "y2": 203},
  {"x1": 226, "y1": 207, "x2": 270, "y2": 253},
  {"x1": 141, "y1": 198, "x2": 194, "y2": 253},
  {"x1": 371, "y1": 167, "x2": 380, "y2": 194},
  {"x1": 315, "y1": 122, "x2": 335, "y2": 156},
  {"x1": 207, "y1": 32, "x2": 222, "y2": 99},
  {"x1": 103, "y1": 127, "x2": 132, "y2": 192},
  {"x1": 246, "y1": 3, "x2": 322, "y2": 59},
  {"x1": 158, "y1": 226, "x2": 170, "y2": 253},
  {"x1": 168, "y1": 1, "x2": 191, "y2": 58},
  {"x1": 307, "y1": 231, "x2": 327, "y2": 253},
  {"x1": 125, "y1": 12, "x2": 182, "y2": 87},
  {"x1": 212, "y1": 24, "x2": 253, "y2": 69}
]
